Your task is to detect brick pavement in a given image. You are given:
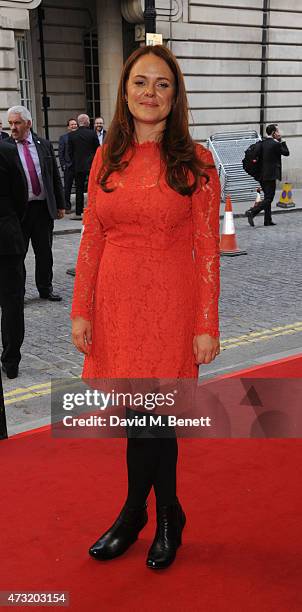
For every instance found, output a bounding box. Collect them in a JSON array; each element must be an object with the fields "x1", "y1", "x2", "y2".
[{"x1": 2, "y1": 213, "x2": 301, "y2": 433}]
